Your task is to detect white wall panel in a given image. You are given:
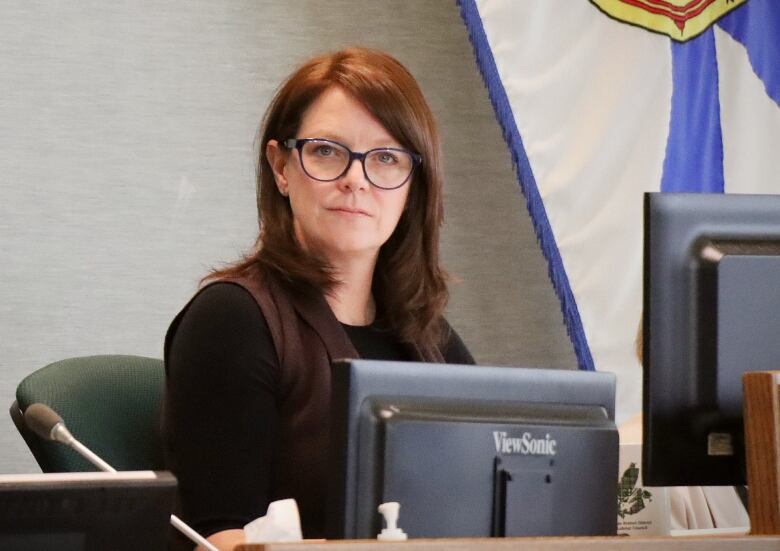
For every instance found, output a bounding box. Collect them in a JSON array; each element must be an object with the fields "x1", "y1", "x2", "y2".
[{"x1": 0, "y1": 1, "x2": 576, "y2": 473}]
